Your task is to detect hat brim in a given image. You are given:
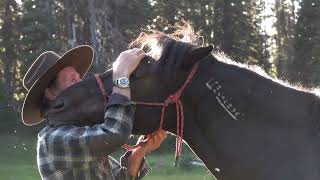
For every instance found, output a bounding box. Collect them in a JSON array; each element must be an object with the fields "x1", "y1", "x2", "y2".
[{"x1": 22, "y1": 45, "x2": 94, "y2": 126}]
